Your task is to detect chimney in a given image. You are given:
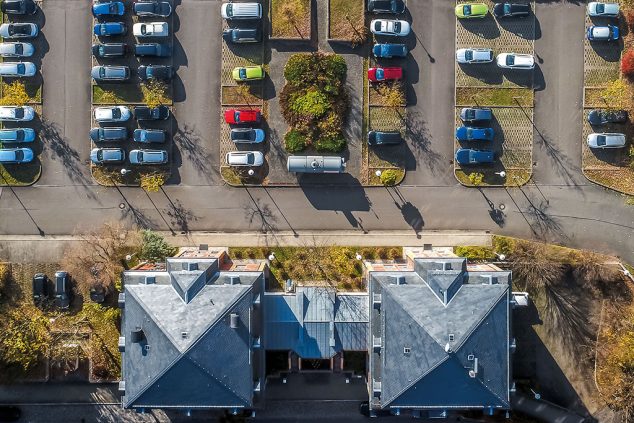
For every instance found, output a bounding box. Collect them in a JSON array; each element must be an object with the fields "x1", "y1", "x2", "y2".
[
  {"x1": 393, "y1": 275, "x2": 405, "y2": 285},
  {"x1": 227, "y1": 275, "x2": 240, "y2": 285},
  {"x1": 144, "y1": 276, "x2": 155, "y2": 285},
  {"x1": 131, "y1": 328, "x2": 144, "y2": 343},
  {"x1": 230, "y1": 312, "x2": 239, "y2": 329}
]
